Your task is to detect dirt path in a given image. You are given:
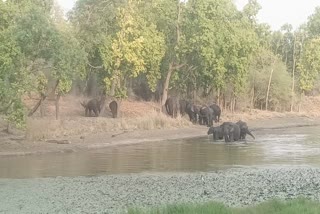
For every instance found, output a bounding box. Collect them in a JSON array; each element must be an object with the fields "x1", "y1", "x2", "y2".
[{"x1": 0, "y1": 115, "x2": 319, "y2": 156}]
